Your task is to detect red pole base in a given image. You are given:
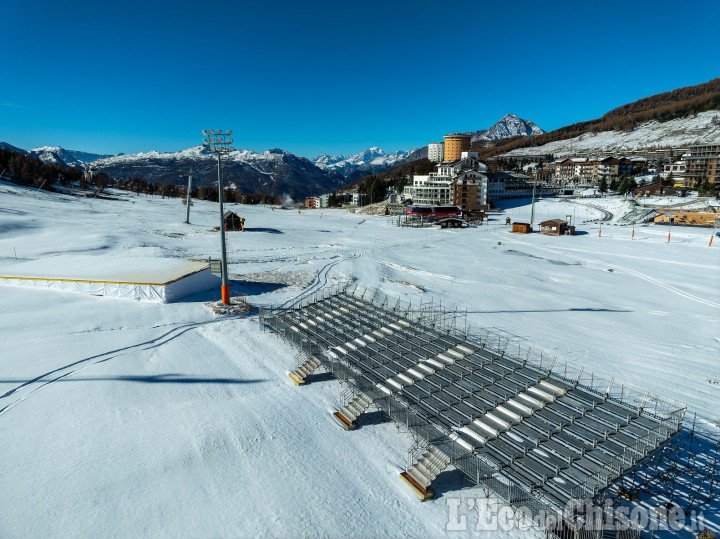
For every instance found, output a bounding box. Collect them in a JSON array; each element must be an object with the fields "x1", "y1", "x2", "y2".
[
  {"x1": 667, "y1": 233, "x2": 671, "y2": 243},
  {"x1": 221, "y1": 285, "x2": 230, "y2": 304},
  {"x1": 710, "y1": 236, "x2": 714, "y2": 247},
  {"x1": 598, "y1": 229, "x2": 602, "y2": 237}
]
